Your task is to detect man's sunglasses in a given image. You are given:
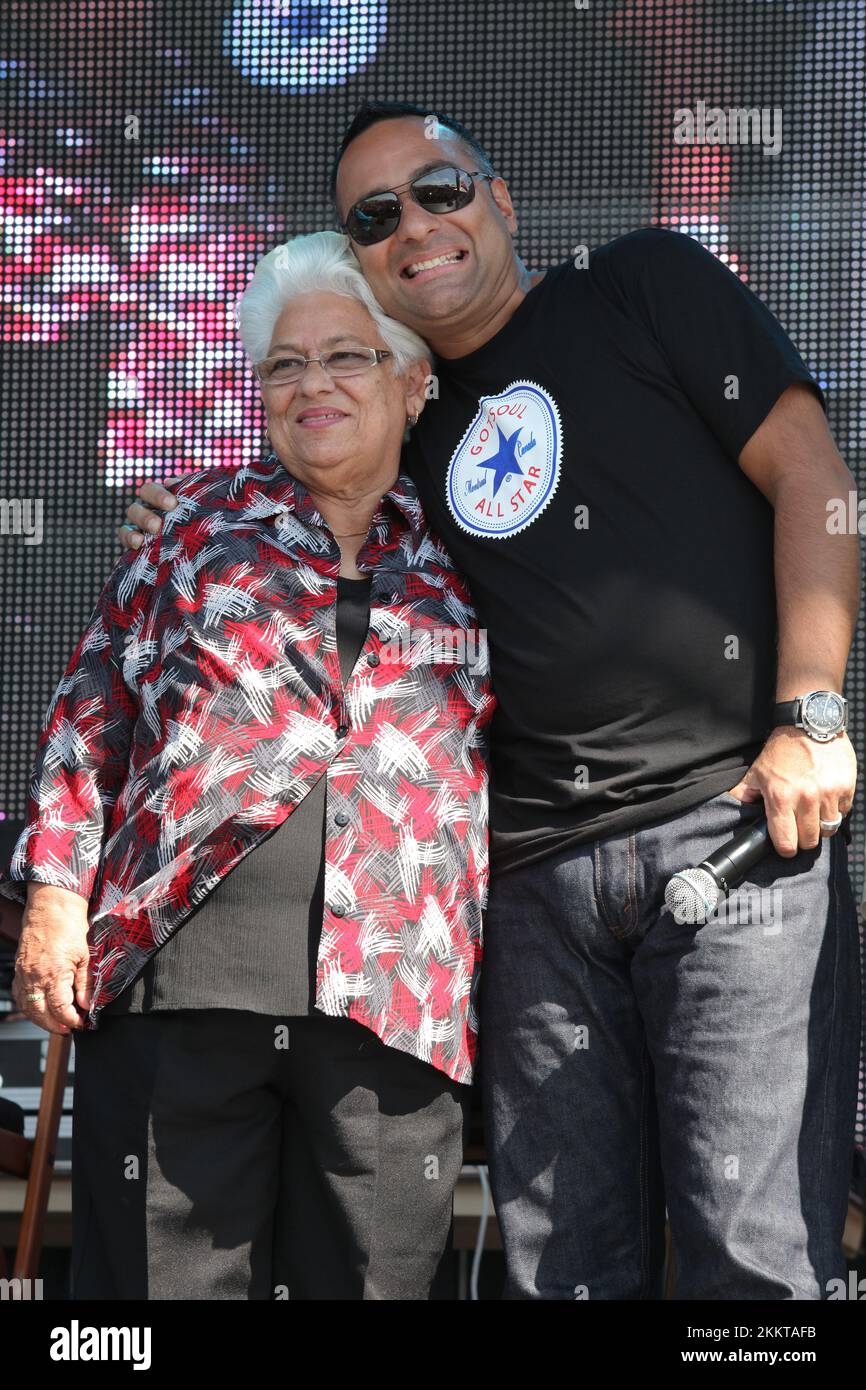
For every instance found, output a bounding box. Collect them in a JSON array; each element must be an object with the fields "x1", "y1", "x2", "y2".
[{"x1": 341, "y1": 165, "x2": 494, "y2": 247}]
